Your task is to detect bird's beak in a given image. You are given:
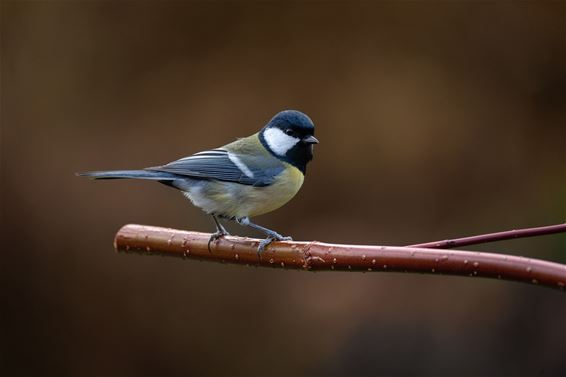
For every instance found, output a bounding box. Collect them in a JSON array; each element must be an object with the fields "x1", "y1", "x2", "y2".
[{"x1": 302, "y1": 135, "x2": 319, "y2": 144}]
